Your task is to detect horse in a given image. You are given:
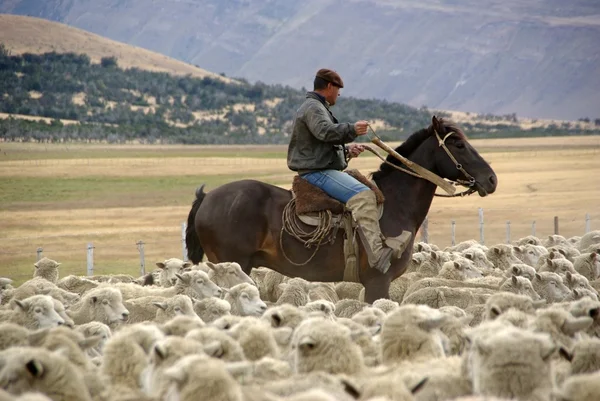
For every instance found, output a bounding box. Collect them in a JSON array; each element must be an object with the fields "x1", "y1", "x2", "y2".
[{"x1": 185, "y1": 116, "x2": 498, "y2": 302}]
